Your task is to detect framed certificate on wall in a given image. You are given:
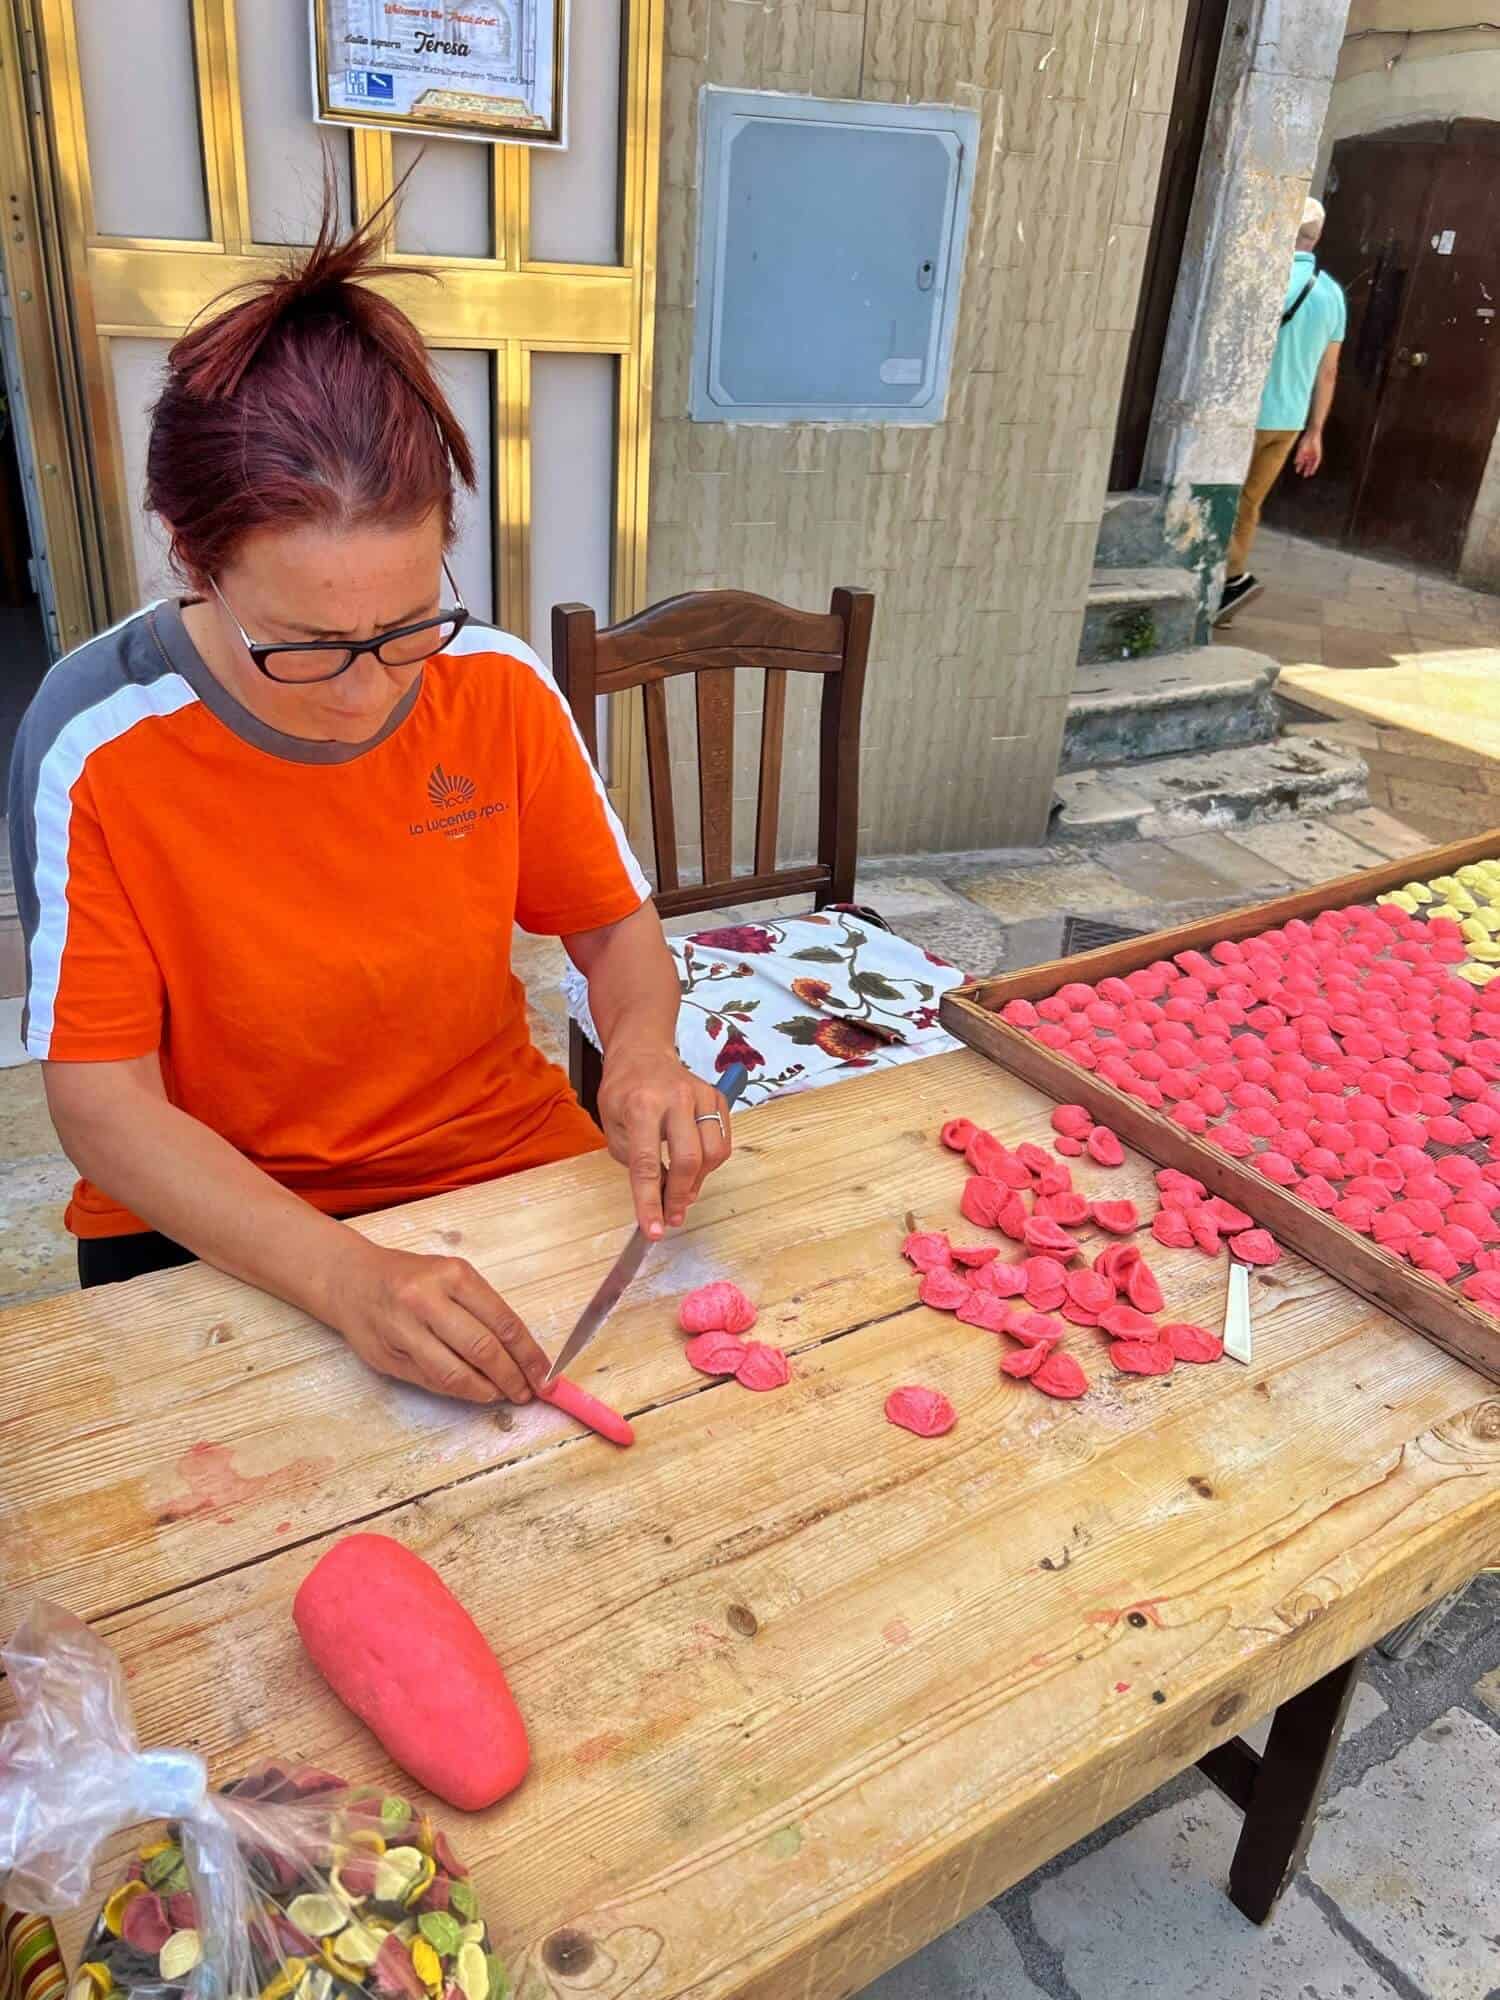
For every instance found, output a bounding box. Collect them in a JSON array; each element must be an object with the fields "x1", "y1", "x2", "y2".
[{"x1": 312, "y1": 0, "x2": 567, "y2": 146}]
